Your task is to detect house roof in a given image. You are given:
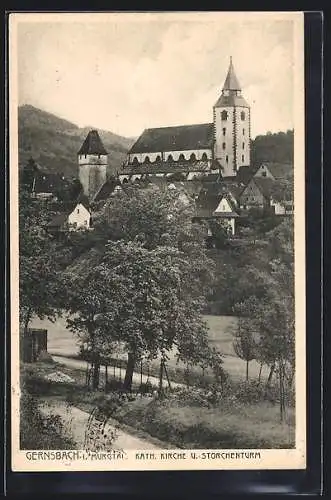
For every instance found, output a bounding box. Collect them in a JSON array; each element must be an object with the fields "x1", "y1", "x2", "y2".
[
  {"x1": 236, "y1": 165, "x2": 255, "y2": 185},
  {"x1": 34, "y1": 172, "x2": 66, "y2": 194},
  {"x1": 258, "y1": 162, "x2": 293, "y2": 181},
  {"x1": 78, "y1": 129, "x2": 108, "y2": 156},
  {"x1": 93, "y1": 179, "x2": 120, "y2": 202},
  {"x1": 196, "y1": 190, "x2": 238, "y2": 218},
  {"x1": 251, "y1": 177, "x2": 275, "y2": 198},
  {"x1": 128, "y1": 123, "x2": 214, "y2": 154}
]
